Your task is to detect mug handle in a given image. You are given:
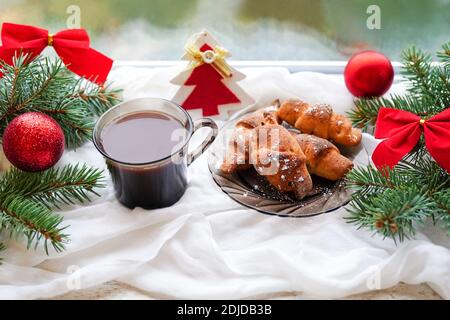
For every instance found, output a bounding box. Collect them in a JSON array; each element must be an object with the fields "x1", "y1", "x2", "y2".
[{"x1": 187, "y1": 118, "x2": 219, "y2": 166}]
